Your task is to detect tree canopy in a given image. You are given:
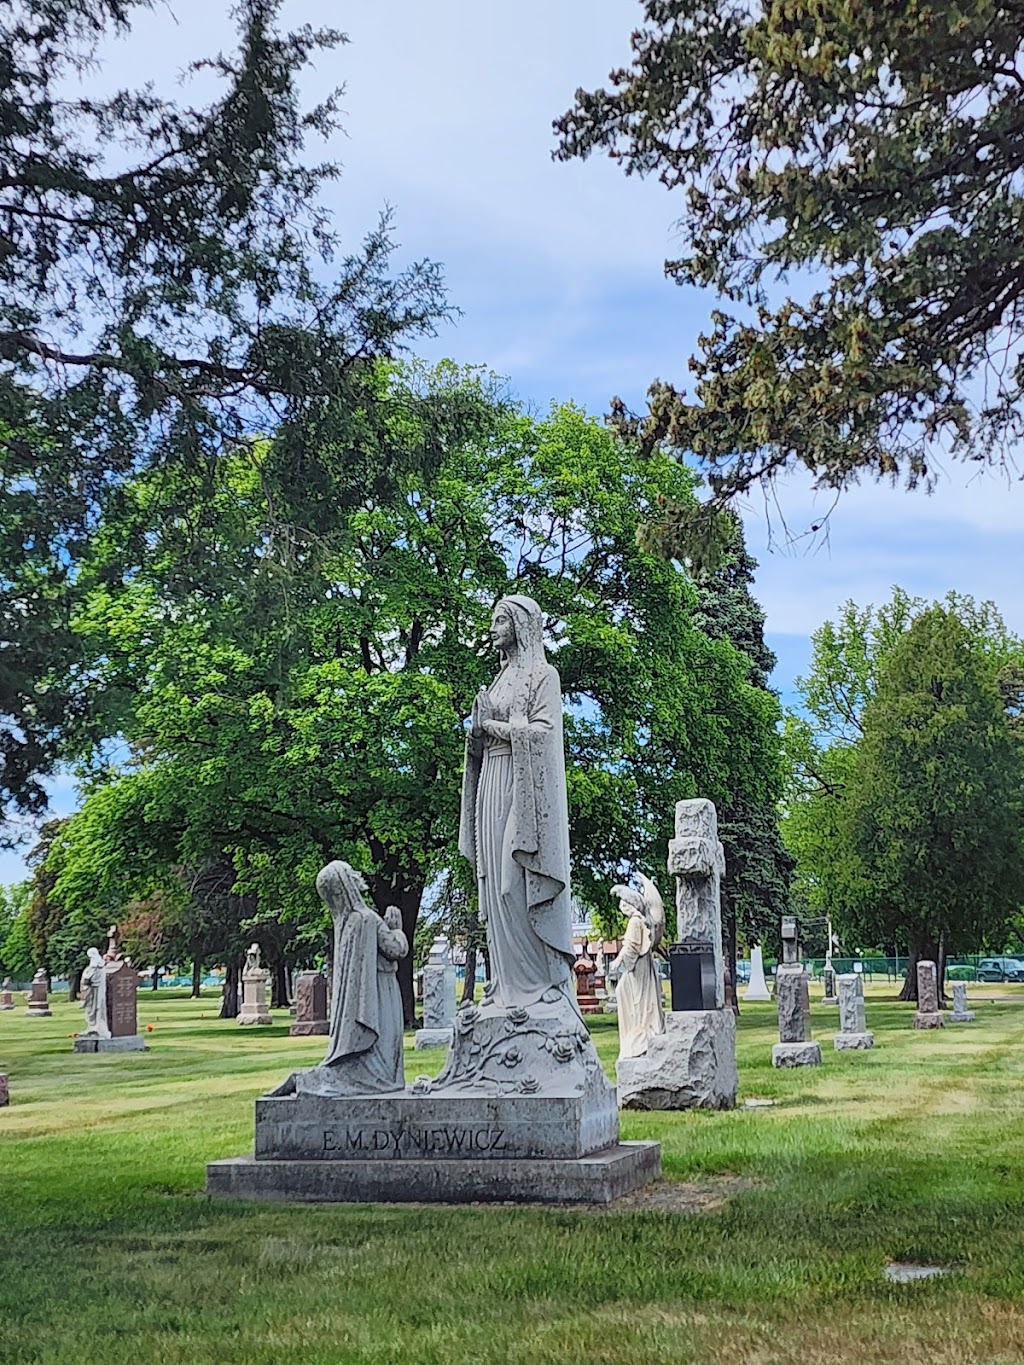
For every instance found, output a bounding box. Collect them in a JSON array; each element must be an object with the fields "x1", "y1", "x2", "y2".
[
  {"x1": 0, "y1": 0, "x2": 450, "y2": 823},
  {"x1": 41, "y1": 365, "x2": 781, "y2": 1018},
  {"x1": 555, "y1": 0, "x2": 1024, "y2": 547}
]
